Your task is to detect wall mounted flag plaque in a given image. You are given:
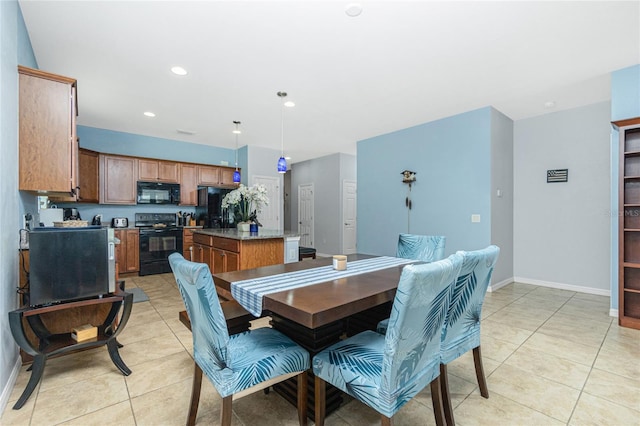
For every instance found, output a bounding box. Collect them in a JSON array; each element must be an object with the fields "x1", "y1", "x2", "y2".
[{"x1": 547, "y1": 169, "x2": 568, "y2": 183}]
